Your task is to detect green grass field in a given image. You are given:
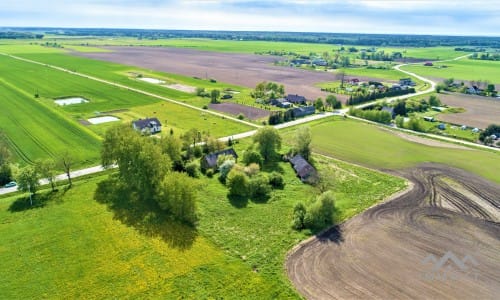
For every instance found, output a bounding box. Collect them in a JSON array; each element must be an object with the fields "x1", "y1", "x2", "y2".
[
  {"x1": 49, "y1": 37, "x2": 466, "y2": 60},
  {"x1": 402, "y1": 59, "x2": 500, "y2": 84},
  {"x1": 0, "y1": 141, "x2": 405, "y2": 298},
  {"x1": 0, "y1": 77, "x2": 101, "y2": 166},
  {"x1": 0, "y1": 46, "x2": 254, "y2": 164},
  {"x1": 299, "y1": 117, "x2": 500, "y2": 183}
]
